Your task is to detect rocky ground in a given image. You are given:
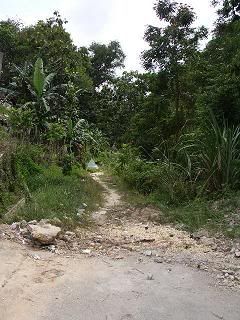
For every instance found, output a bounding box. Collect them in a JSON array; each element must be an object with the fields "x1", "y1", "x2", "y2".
[{"x1": 1, "y1": 172, "x2": 240, "y2": 290}]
